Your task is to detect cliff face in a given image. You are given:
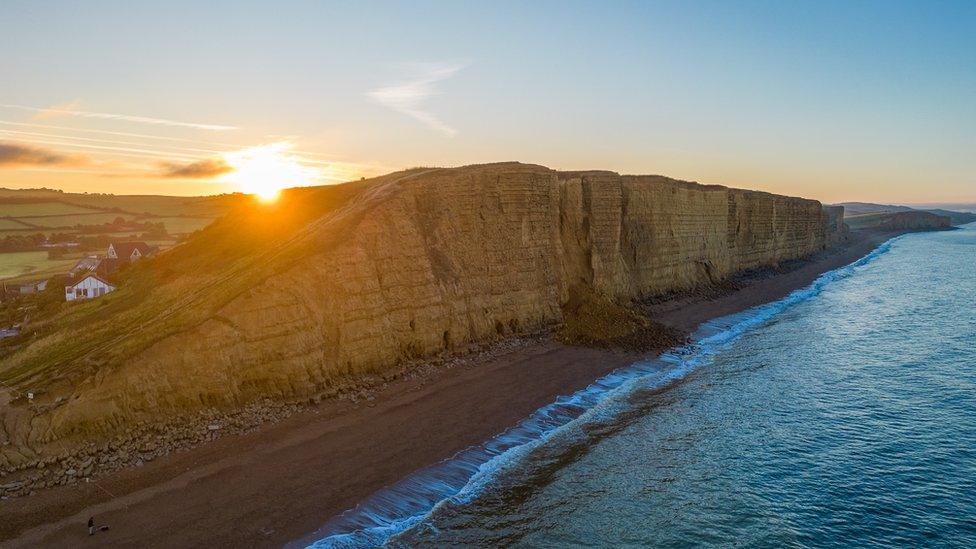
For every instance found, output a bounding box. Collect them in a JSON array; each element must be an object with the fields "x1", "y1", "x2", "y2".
[
  {"x1": 845, "y1": 210, "x2": 951, "y2": 231},
  {"x1": 5, "y1": 163, "x2": 839, "y2": 448},
  {"x1": 823, "y1": 205, "x2": 849, "y2": 244}
]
